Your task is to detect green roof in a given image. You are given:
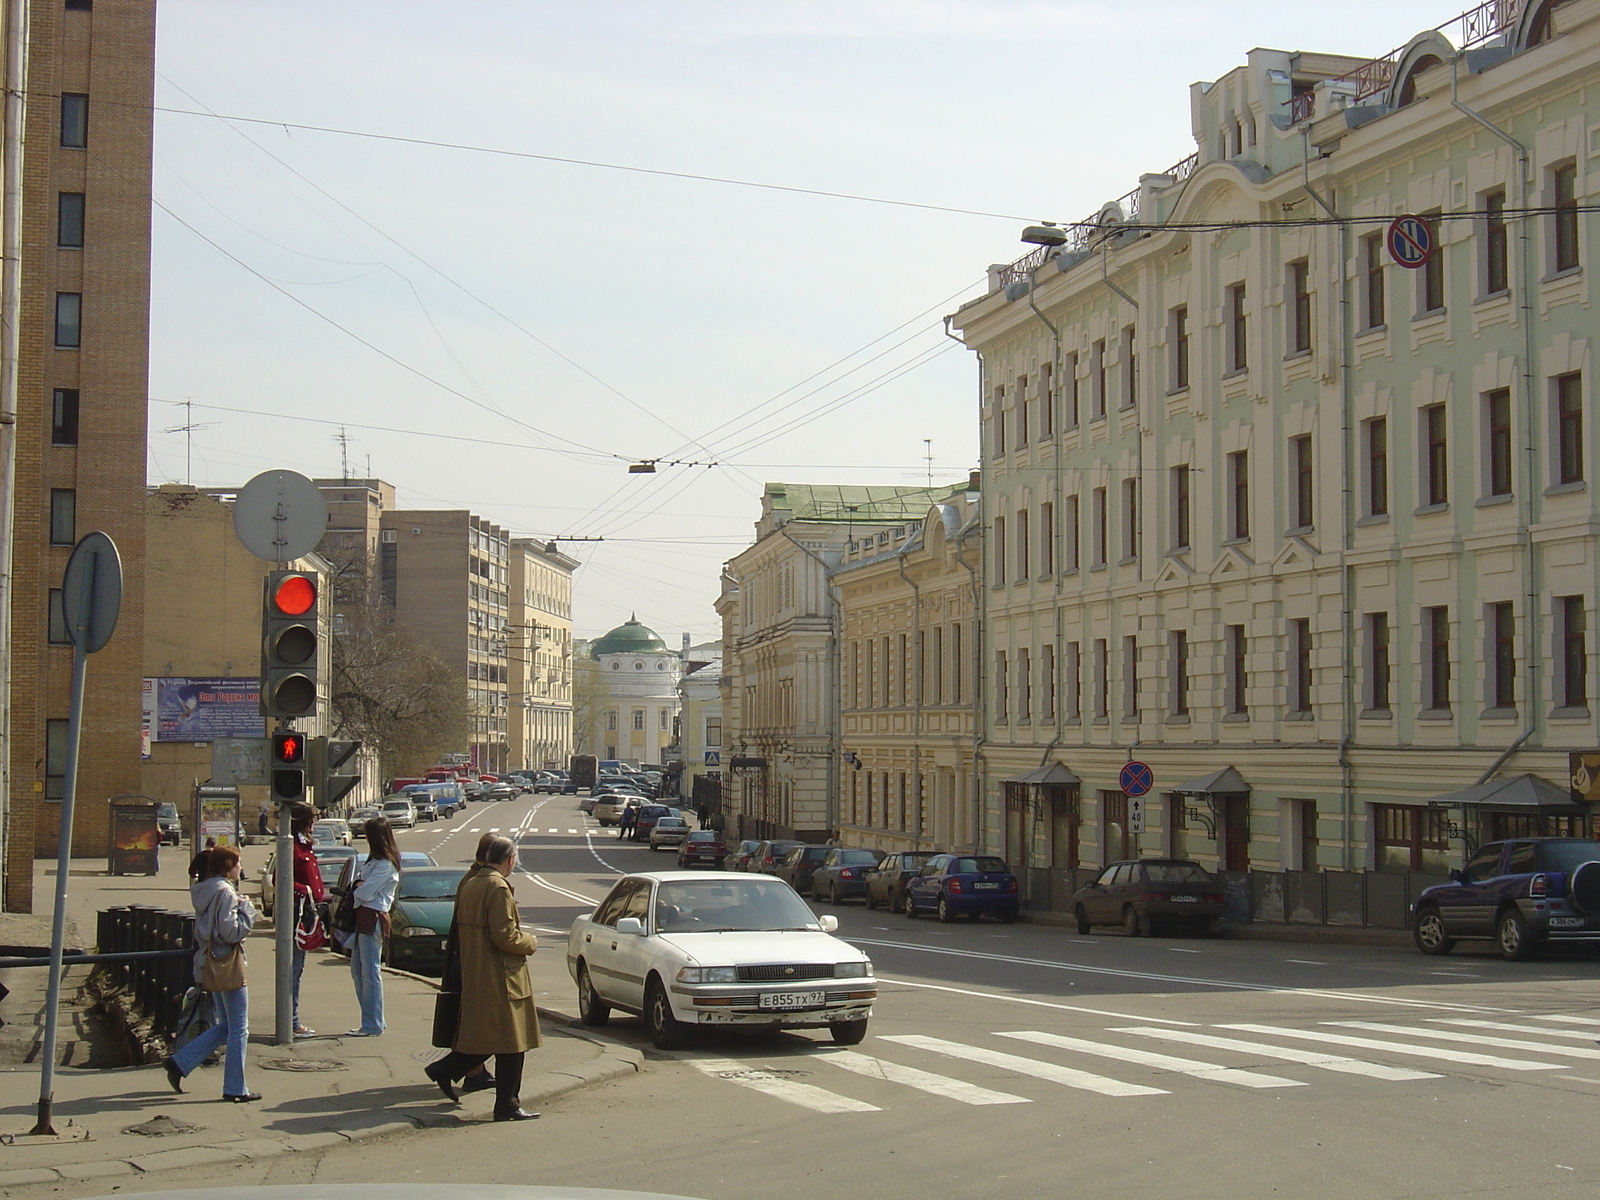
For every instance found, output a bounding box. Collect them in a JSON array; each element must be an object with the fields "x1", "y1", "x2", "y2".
[
  {"x1": 765, "y1": 481, "x2": 969, "y2": 524},
  {"x1": 591, "y1": 617, "x2": 669, "y2": 658}
]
